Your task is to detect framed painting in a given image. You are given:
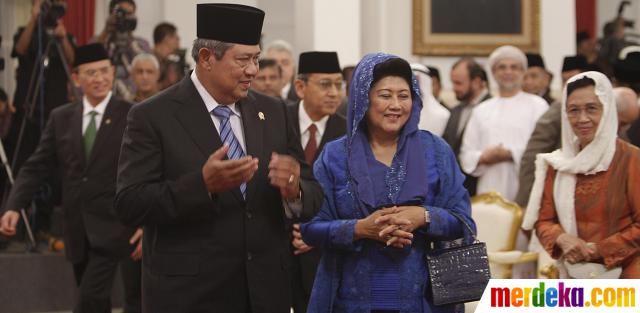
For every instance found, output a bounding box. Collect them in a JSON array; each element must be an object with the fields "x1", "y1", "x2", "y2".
[{"x1": 413, "y1": 0, "x2": 540, "y2": 56}]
